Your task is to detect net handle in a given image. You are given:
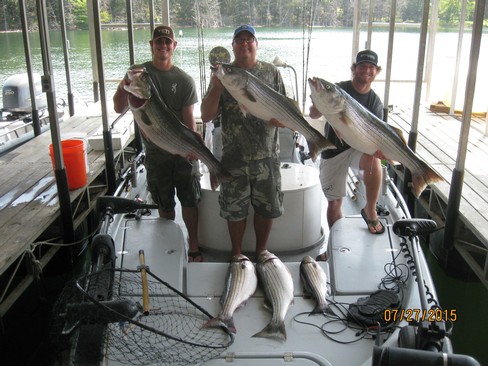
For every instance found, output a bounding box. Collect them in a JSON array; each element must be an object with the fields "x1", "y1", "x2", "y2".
[{"x1": 139, "y1": 249, "x2": 150, "y2": 315}]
